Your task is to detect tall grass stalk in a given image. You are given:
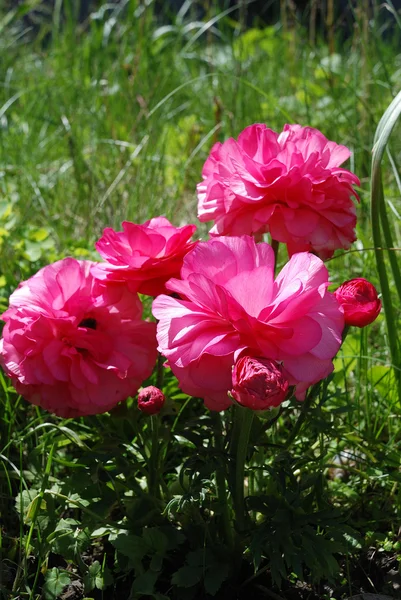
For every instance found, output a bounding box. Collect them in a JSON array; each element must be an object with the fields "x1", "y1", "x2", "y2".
[{"x1": 370, "y1": 91, "x2": 401, "y2": 396}]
